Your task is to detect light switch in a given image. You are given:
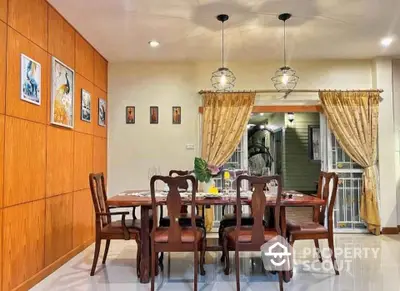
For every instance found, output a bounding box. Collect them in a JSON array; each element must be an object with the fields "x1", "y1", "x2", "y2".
[{"x1": 186, "y1": 144, "x2": 195, "y2": 150}]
